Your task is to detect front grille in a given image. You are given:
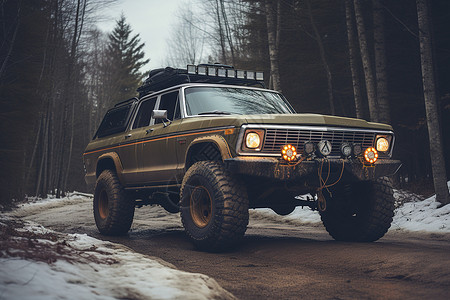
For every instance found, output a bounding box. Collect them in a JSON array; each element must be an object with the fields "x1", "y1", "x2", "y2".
[{"x1": 262, "y1": 128, "x2": 376, "y2": 156}]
